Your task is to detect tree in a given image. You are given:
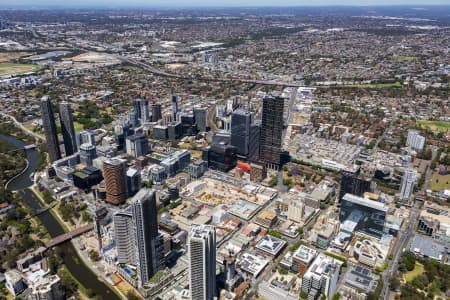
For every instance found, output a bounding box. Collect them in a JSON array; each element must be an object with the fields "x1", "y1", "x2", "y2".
[
  {"x1": 126, "y1": 291, "x2": 141, "y2": 300},
  {"x1": 332, "y1": 293, "x2": 341, "y2": 300},
  {"x1": 390, "y1": 277, "x2": 401, "y2": 291},
  {"x1": 300, "y1": 290, "x2": 308, "y2": 299}
]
